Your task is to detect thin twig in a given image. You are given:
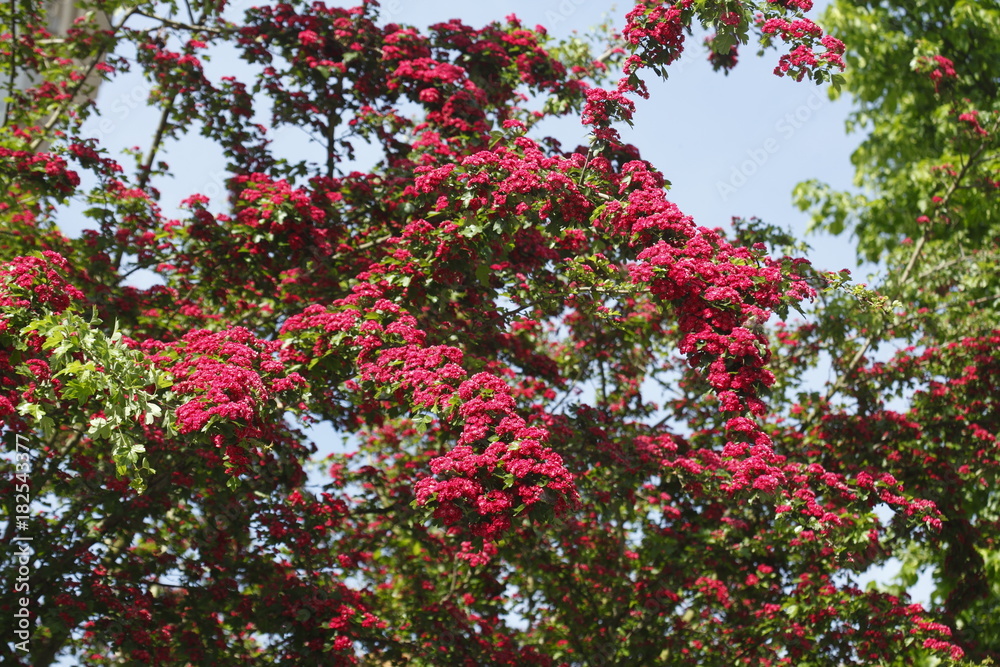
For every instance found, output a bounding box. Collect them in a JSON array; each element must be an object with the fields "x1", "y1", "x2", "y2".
[
  {"x1": 913, "y1": 247, "x2": 1000, "y2": 282},
  {"x1": 137, "y1": 89, "x2": 178, "y2": 191},
  {"x1": 183, "y1": 0, "x2": 197, "y2": 26},
  {"x1": 132, "y1": 10, "x2": 227, "y2": 35}
]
